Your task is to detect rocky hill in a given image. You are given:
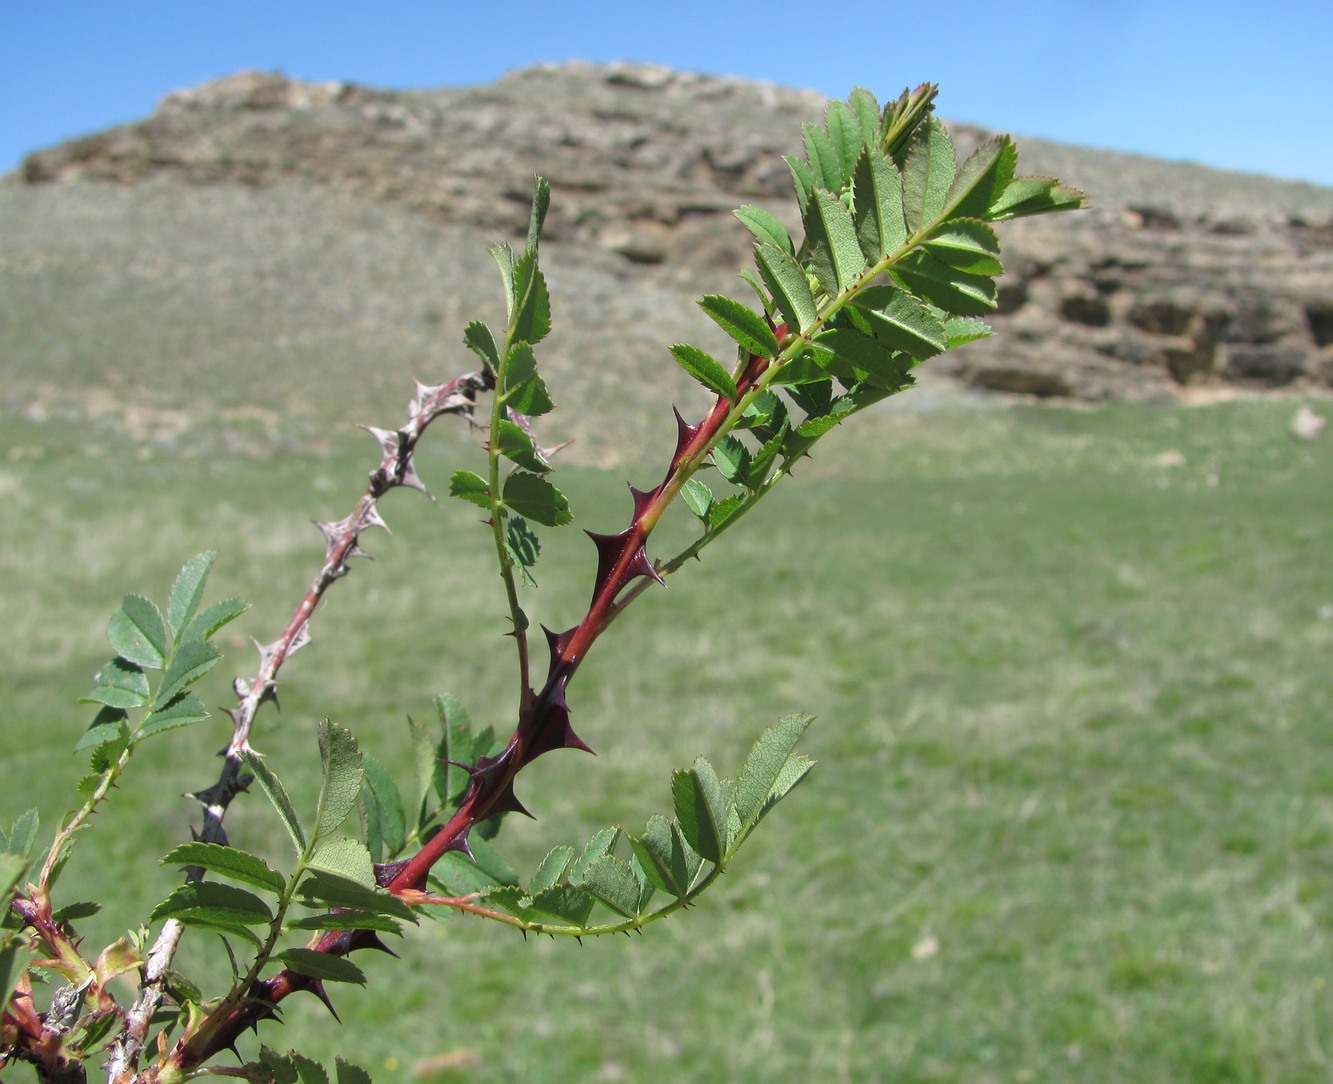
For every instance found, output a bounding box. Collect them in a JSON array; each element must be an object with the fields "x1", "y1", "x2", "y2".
[{"x1": 5, "y1": 63, "x2": 1333, "y2": 456}]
